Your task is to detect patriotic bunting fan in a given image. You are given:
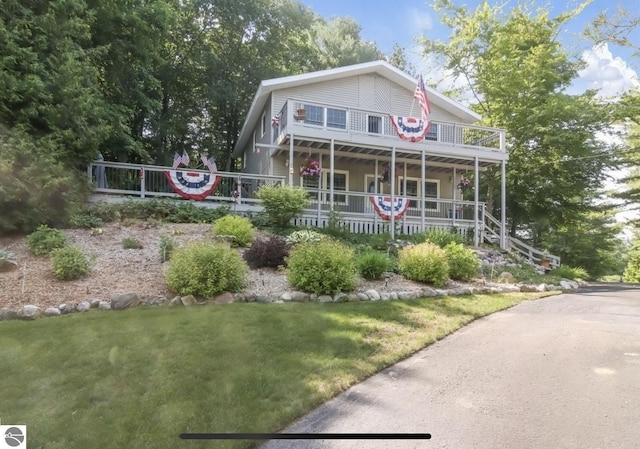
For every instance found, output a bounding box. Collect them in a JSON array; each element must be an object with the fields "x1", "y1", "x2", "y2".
[
  {"x1": 164, "y1": 152, "x2": 220, "y2": 200},
  {"x1": 369, "y1": 196, "x2": 411, "y2": 220}
]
